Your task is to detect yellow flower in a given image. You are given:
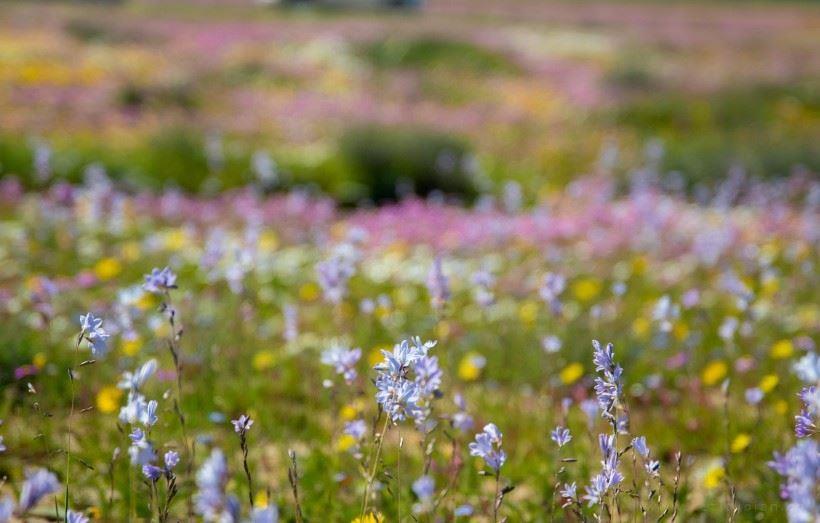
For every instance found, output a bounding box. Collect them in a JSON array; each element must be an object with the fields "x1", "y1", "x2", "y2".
[
  {"x1": 340, "y1": 404, "x2": 358, "y2": 421},
  {"x1": 121, "y1": 337, "x2": 141, "y2": 357},
  {"x1": 458, "y1": 352, "x2": 486, "y2": 382},
  {"x1": 518, "y1": 300, "x2": 539, "y2": 325},
  {"x1": 298, "y1": 282, "x2": 320, "y2": 302},
  {"x1": 632, "y1": 317, "x2": 650, "y2": 339},
  {"x1": 436, "y1": 321, "x2": 450, "y2": 340},
  {"x1": 759, "y1": 374, "x2": 779, "y2": 393},
  {"x1": 94, "y1": 257, "x2": 122, "y2": 281},
  {"x1": 703, "y1": 464, "x2": 725, "y2": 489},
  {"x1": 259, "y1": 231, "x2": 279, "y2": 252},
  {"x1": 96, "y1": 386, "x2": 123, "y2": 414},
  {"x1": 254, "y1": 491, "x2": 269, "y2": 508},
  {"x1": 120, "y1": 241, "x2": 141, "y2": 262},
  {"x1": 163, "y1": 228, "x2": 188, "y2": 250},
  {"x1": 252, "y1": 350, "x2": 276, "y2": 371},
  {"x1": 775, "y1": 400, "x2": 788, "y2": 415},
  {"x1": 336, "y1": 434, "x2": 357, "y2": 453},
  {"x1": 770, "y1": 339, "x2": 794, "y2": 359},
  {"x1": 136, "y1": 292, "x2": 156, "y2": 311},
  {"x1": 352, "y1": 514, "x2": 384, "y2": 523},
  {"x1": 701, "y1": 360, "x2": 727, "y2": 386},
  {"x1": 631, "y1": 256, "x2": 648, "y2": 276},
  {"x1": 560, "y1": 363, "x2": 584, "y2": 385},
  {"x1": 730, "y1": 433, "x2": 751, "y2": 453},
  {"x1": 672, "y1": 322, "x2": 689, "y2": 341},
  {"x1": 572, "y1": 277, "x2": 601, "y2": 302},
  {"x1": 32, "y1": 352, "x2": 47, "y2": 369}
]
